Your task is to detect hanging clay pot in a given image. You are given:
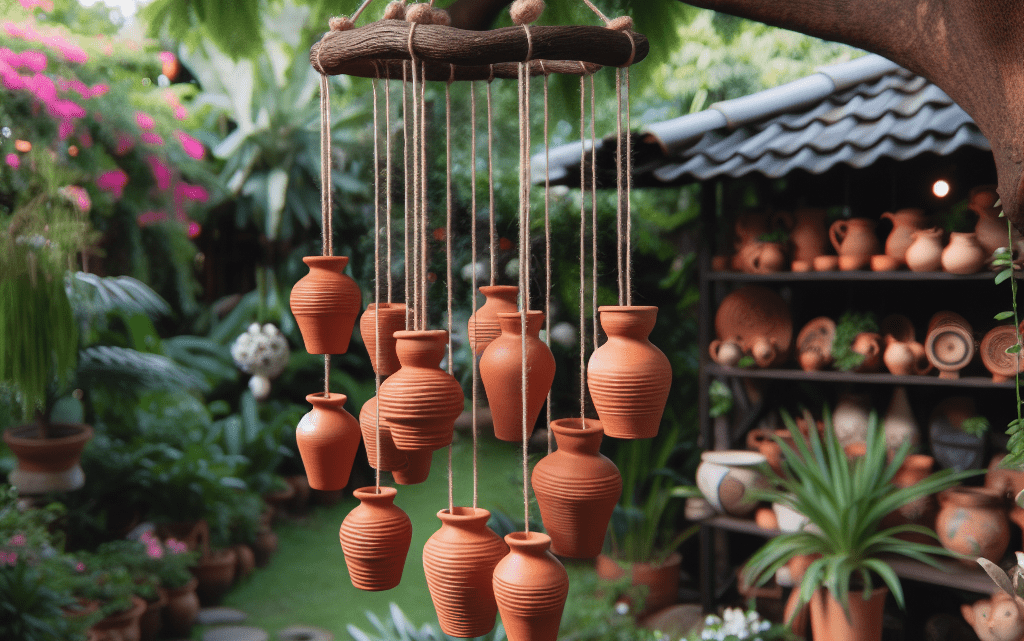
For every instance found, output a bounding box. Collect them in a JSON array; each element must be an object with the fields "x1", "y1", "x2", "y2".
[
  {"x1": 777, "y1": 207, "x2": 827, "y2": 263},
  {"x1": 832, "y1": 392, "x2": 872, "y2": 448},
  {"x1": 423, "y1": 507, "x2": 508, "y2": 638},
  {"x1": 809, "y1": 587, "x2": 888, "y2": 641},
  {"x1": 941, "y1": 231, "x2": 988, "y2": 274},
  {"x1": 829, "y1": 218, "x2": 880, "y2": 271},
  {"x1": 587, "y1": 306, "x2": 672, "y2": 440},
  {"x1": 360, "y1": 302, "x2": 408, "y2": 377},
  {"x1": 290, "y1": 256, "x2": 362, "y2": 354},
  {"x1": 480, "y1": 311, "x2": 556, "y2": 442},
  {"x1": 970, "y1": 184, "x2": 1017, "y2": 258},
  {"x1": 531, "y1": 418, "x2": 622, "y2": 559},
  {"x1": 296, "y1": 393, "x2": 361, "y2": 491},
  {"x1": 925, "y1": 311, "x2": 975, "y2": 379},
  {"x1": 904, "y1": 228, "x2": 945, "y2": 272},
  {"x1": 980, "y1": 325, "x2": 1024, "y2": 382},
  {"x1": 393, "y1": 449, "x2": 433, "y2": 485},
  {"x1": 339, "y1": 486, "x2": 413, "y2": 591},
  {"x1": 882, "y1": 387, "x2": 920, "y2": 453},
  {"x1": 379, "y1": 330, "x2": 464, "y2": 451},
  {"x1": 359, "y1": 395, "x2": 408, "y2": 472},
  {"x1": 492, "y1": 531, "x2": 569, "y2": 641},
  {"x1": 696, "y1": 450, "x2": 769, "y2": 517},
  {"x1": 468, "y1": 285, "x2": 519, "y2": 355},
  {"x1": 936, "y1": 486, "x2": 1009, "y2": 565},
  {"x1": 880, "y1": 208, "x2": 928, "y2": 264}
]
